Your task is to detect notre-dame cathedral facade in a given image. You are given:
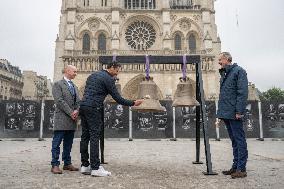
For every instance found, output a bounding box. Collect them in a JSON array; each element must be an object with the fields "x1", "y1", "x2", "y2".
[{"x1": 54, "y1": 0, "x2": 221, "y2": 100}]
